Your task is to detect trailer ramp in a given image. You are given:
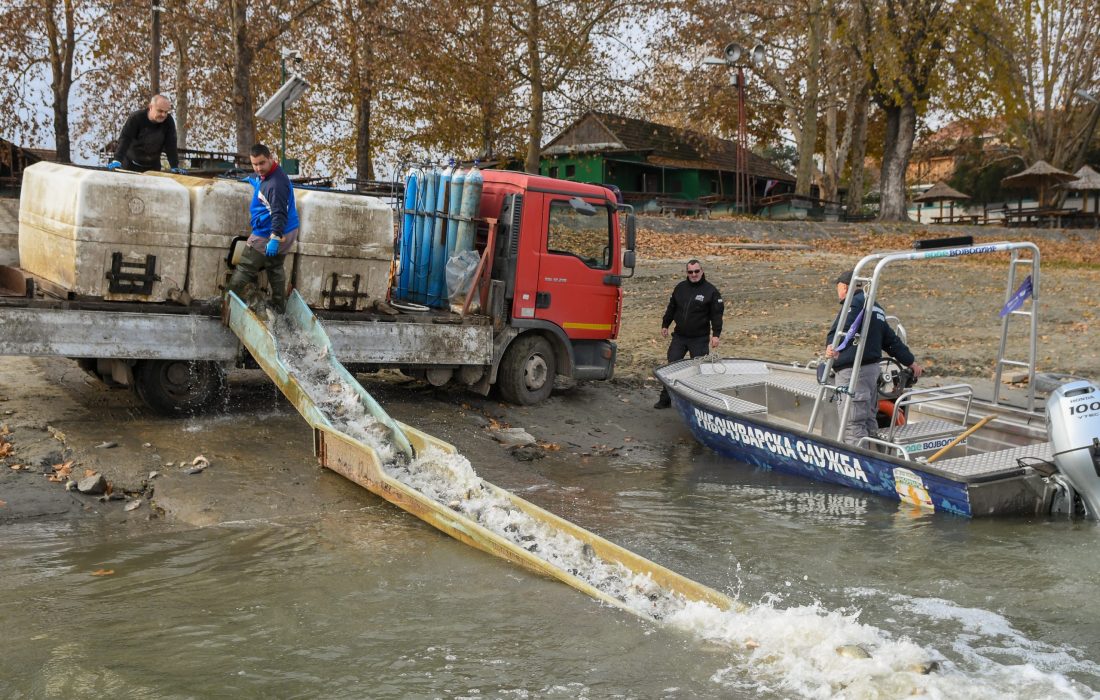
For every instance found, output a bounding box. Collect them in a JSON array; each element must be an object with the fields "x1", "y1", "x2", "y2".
[{"x1": 224, "y1": 290, "x2": 739, "y2": 619}]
